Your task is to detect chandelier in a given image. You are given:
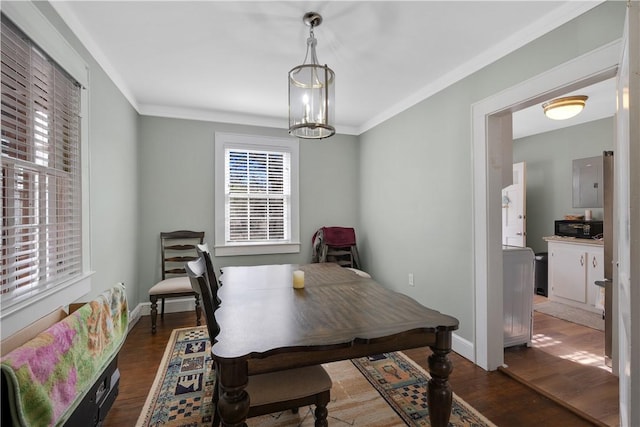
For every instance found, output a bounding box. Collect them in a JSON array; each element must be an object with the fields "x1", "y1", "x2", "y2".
[{"x1": 288, "y1": 12, "x2": 335, "y2": 139}]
